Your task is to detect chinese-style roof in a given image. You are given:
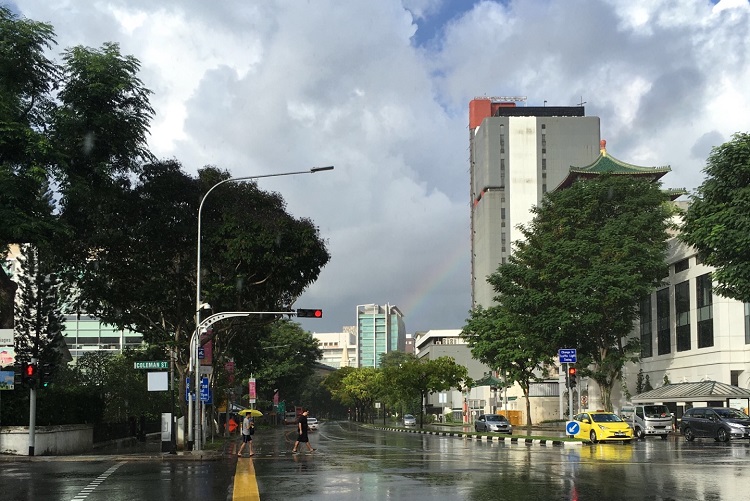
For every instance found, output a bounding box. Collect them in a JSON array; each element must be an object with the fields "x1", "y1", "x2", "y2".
[
  {"x1": 556, "y1": 139, "x2": 672, "y2": 190},
  {"x1": 632, "y1": 381, "x2": 750, "y2": 403}
]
